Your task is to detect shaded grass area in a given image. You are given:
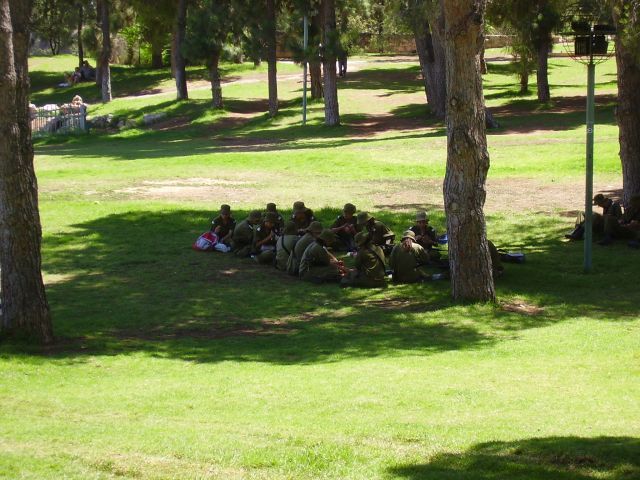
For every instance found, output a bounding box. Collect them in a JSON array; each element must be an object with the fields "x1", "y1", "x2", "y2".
[{"x1": 390, "y1": 436, "x2": 640, "y2": 480}]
